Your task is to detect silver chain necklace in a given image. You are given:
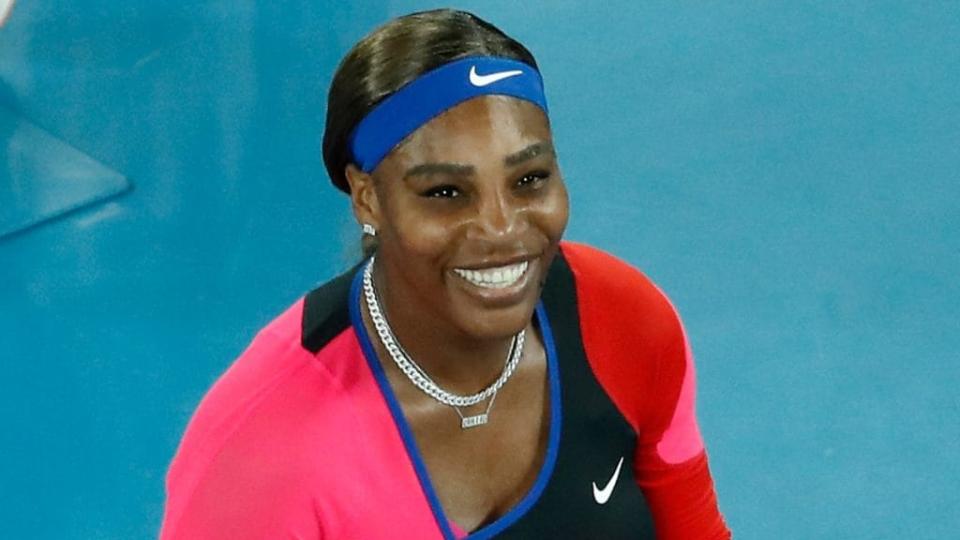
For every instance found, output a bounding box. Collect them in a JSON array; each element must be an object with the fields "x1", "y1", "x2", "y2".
[{"x1": 362, "y1": 256, "x2": 525, "y2": 428}]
